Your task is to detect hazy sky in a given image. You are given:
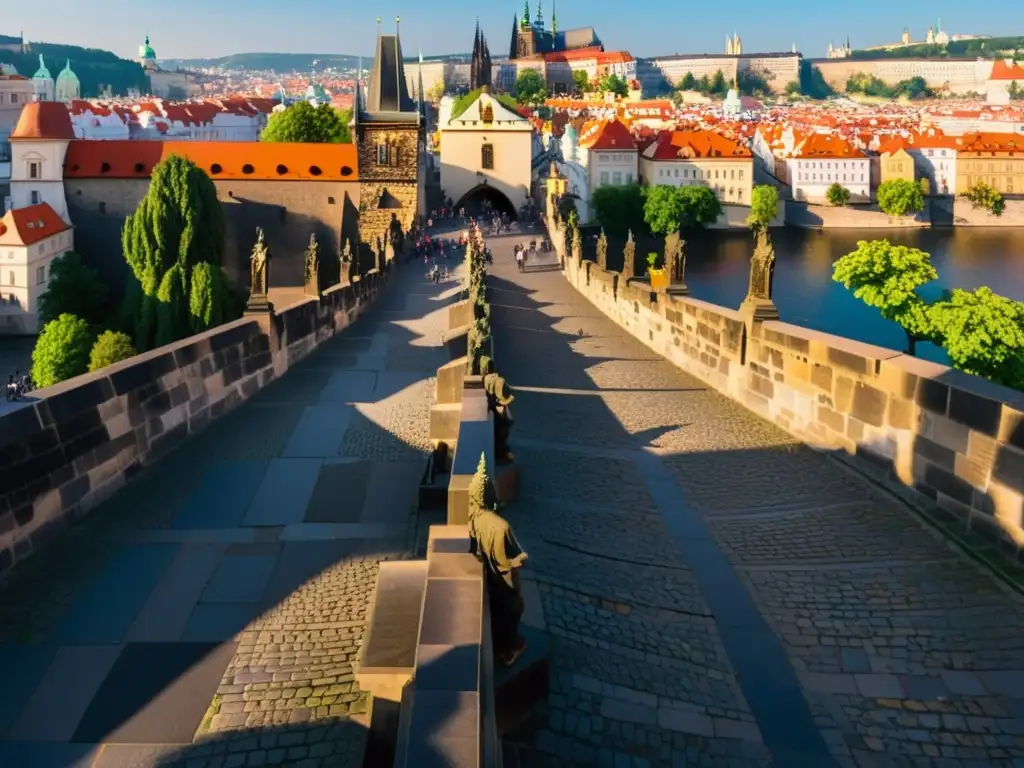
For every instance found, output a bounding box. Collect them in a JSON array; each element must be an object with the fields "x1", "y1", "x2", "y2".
[{"x1": 0, "y1": 0, "x2": 1013, "y2": 60}]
